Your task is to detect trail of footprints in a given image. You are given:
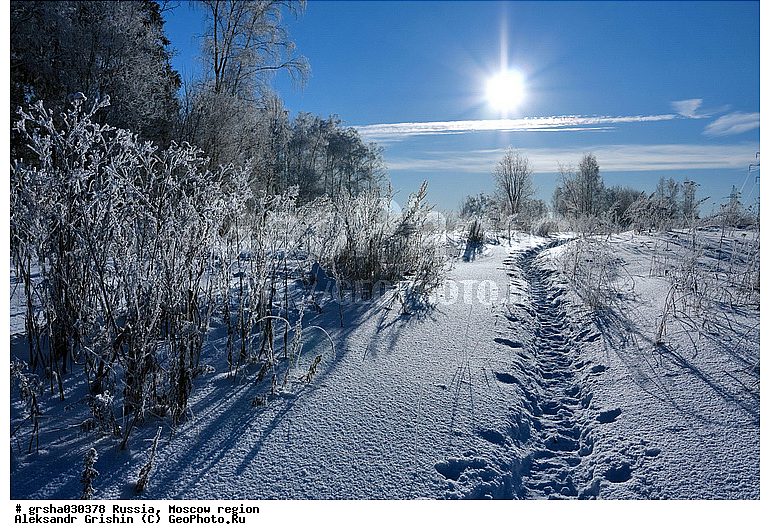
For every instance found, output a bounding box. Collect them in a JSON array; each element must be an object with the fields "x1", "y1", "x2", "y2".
[
  {"x1": 515, "y1": 244, "x2": 594, "y2": 498},
  {"x1": 511, "y1": 243, "x2": 637, "y2": 499},
  {"x1": 434, "y1": 241, "x2": 646, "y2": 499}
]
